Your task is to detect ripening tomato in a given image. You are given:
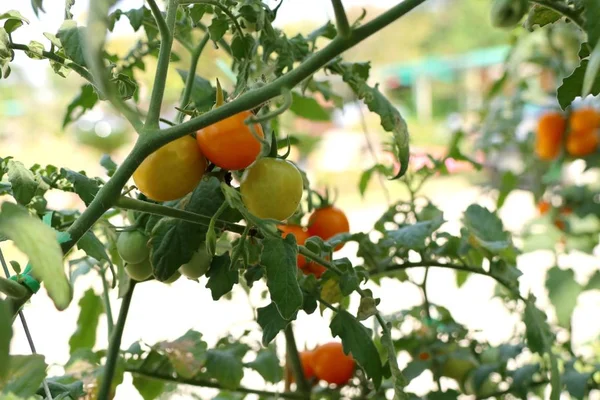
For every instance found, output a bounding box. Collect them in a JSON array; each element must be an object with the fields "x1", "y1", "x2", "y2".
[
  {"x1": 569, "y1": 108, "x2": 600, "y2": 133},
  {"x1": 133, "y1": 136, "x2": 207, "y2": 202},
  {"x1": 311, "y1": 342, "x2": 355, "y2": 385},
  {"x1": 125, "y1": 258, "x2": 153, "y2": 281},
  {"x1": 535, "y1": 111, "x2": 566, "y2": 161},
  {"x1": 308, "y1": 206, "x2": 350, "y2": 251},
  {"x1": 290, "y1": 351, "x2": 315, "y2": 382},
  {"x1": 566, "y1": 130, "x2": 599, "y2": 157},
  {"x1": 179, "y1": 242, "x2": 212, "y2": 279},
  {"x1": 279, "y1": 225, "x2": 309, "y2": 268},
  {"x1": 240, "y1": 158, "x2": 303, "y2": 220},
  {"x1": 196, "y1": 111, "x2": 264, "y2": 170},
  {"x1": 117, "y1": 230, "x2": 150, "y2": 264},
  {"x1": 537, "y1": 200, "x2": 551, "y2": 215},
  {"x1": 301, "y1": 261, "x2": 326, "y2": 279}
]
